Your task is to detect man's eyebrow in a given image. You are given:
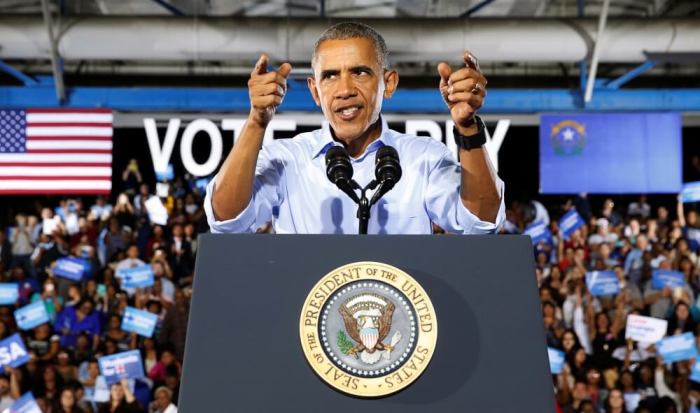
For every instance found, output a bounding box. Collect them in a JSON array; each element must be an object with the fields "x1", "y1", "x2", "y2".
[
  {"x1": 320, "y1": 69, "x2": 339, "y2": 78},
  {"x1": 350, "y1": 65, "x2": 374, "y2": 74}
]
